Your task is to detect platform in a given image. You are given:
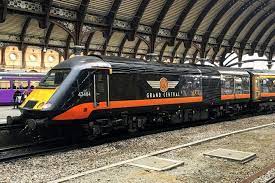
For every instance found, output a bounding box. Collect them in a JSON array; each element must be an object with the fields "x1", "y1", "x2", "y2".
[{"x1": 0, "y1": 106, "x2": 20, "y2": 124}]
